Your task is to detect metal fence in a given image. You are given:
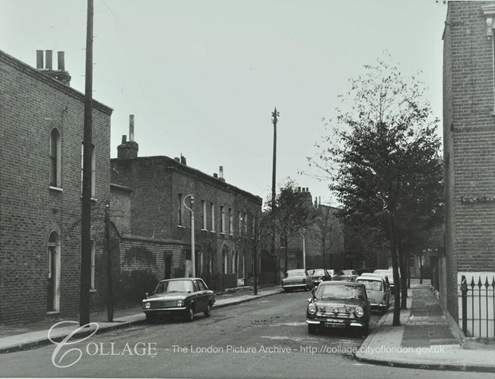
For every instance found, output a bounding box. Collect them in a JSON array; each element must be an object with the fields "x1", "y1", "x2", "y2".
[{"x1": 459, "y1": 275, "x2": 495, "y2": 338}]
